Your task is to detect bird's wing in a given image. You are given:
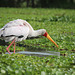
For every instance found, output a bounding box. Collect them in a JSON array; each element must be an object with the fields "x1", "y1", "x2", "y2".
[
  {"x1": 1, "y1": 19, "x2": 34, "y2": 39},
  {"x1": 2, "y1": 19, "x2": 33, "y2": 30},
  {"x1": 2, "y1": 19, "x2": 24, "y2": 28},
  {"x1": 2, "y1": 25, "x2": 29, "y2": 39}
]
